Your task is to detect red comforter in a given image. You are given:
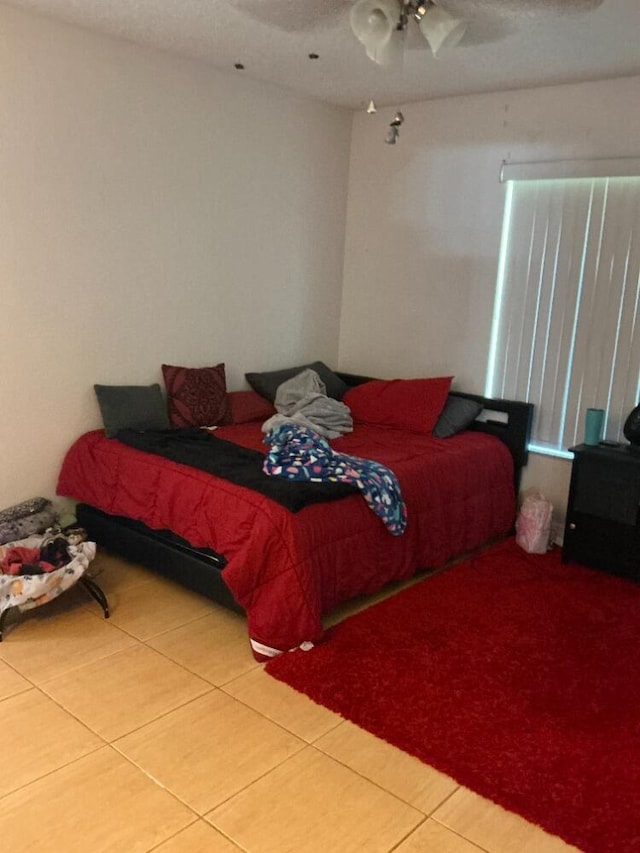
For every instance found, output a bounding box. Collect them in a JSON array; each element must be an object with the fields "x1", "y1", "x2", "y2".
[{"x1": 57, "y1": 423, "x2": 515, "y2": 657}]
